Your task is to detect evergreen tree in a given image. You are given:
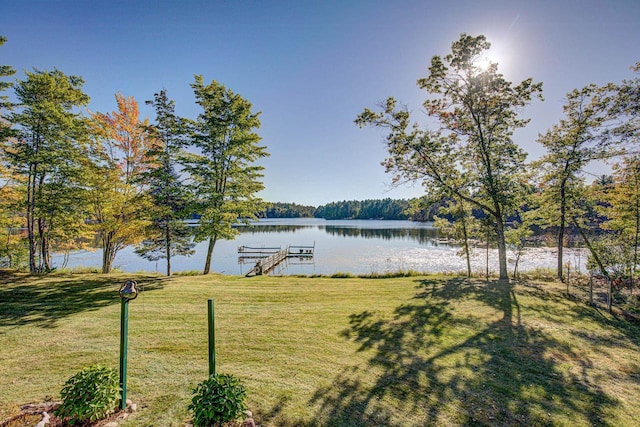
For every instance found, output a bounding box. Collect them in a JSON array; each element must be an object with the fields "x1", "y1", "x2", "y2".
[
  {"x1": 0, "y1": 35, "x2": 14, "y2": 115},
  {"x1": 136, "y1": 89, "x2": 194, "y2": 276}
]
